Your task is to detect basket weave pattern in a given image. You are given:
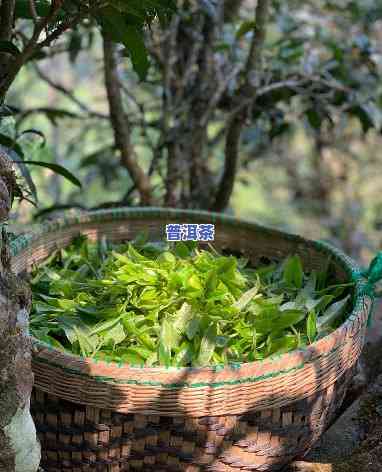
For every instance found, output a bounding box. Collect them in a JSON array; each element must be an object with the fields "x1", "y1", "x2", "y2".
[
  {"x1": 11, "y1": 208, "x2": 370, "y2": 472},
  {"x1": 31, "y1": 372, "x2": 353, "y2": 472}
]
